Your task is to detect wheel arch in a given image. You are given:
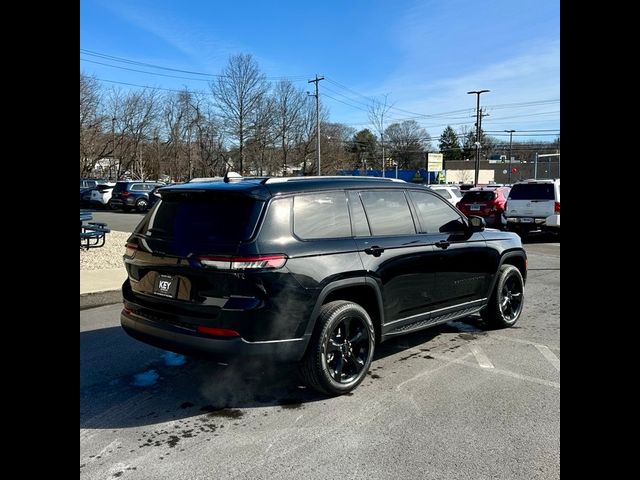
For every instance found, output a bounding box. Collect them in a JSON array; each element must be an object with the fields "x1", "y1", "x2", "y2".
[{"x1": 303, "y1": 278, "x2": 384, "y2": 347}]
